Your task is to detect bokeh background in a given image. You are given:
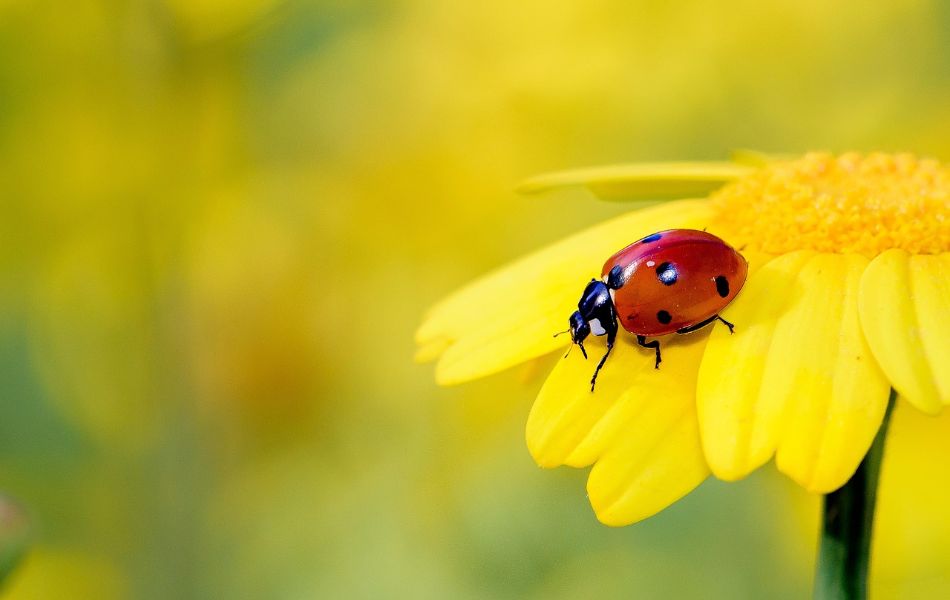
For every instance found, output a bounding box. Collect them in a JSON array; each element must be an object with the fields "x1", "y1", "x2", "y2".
[{"x1": 0, "y1": 0, "x2": 949, "y2": 597}]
